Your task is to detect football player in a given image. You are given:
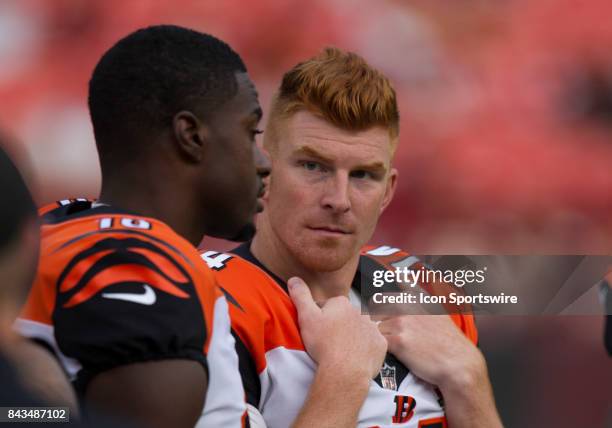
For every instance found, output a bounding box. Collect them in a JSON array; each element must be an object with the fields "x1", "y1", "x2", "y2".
[
  {"x1": 16, "y1": 25, "x2": 270, "y2": 428},
  {"x1": 205, "y1": 48, "x2": 503, "y2": 427}
]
